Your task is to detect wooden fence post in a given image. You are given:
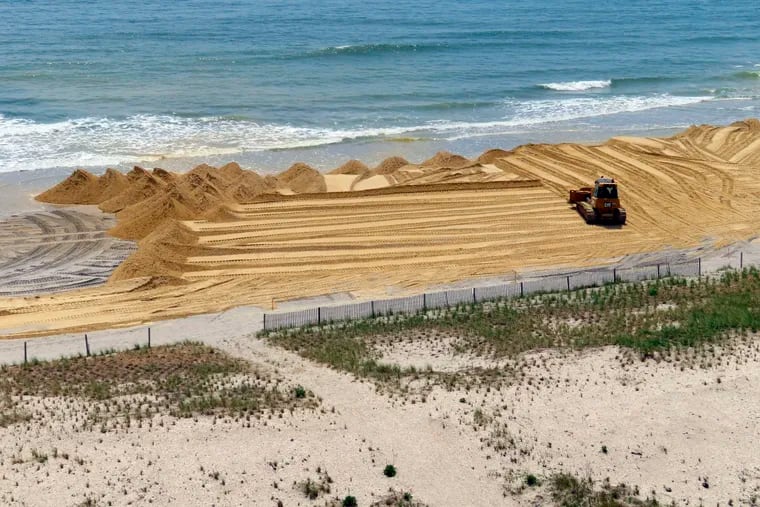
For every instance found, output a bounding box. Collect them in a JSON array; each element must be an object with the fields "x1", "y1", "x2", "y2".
[
  {"x1": 740, "y1": 251, "x2": 744, "y2": 269},
  {"x1": 520, "y1": 281, "x2": 524, "y2": 297},
  {"x1": 566, "y1": 276, "x2": 570, "y2": 291},
  {"x1": 698, "y1": 257, "x2": 702, "y2": 277},
  {"x1": 24, "y1": 341, "x2": 27, "y2": 365},
  {"x1": 85, "y1": 334, "x2": 90, "y2": 357},
  {"x1": 148, "y1": 327, "x2": 151, "y2": 348}
]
